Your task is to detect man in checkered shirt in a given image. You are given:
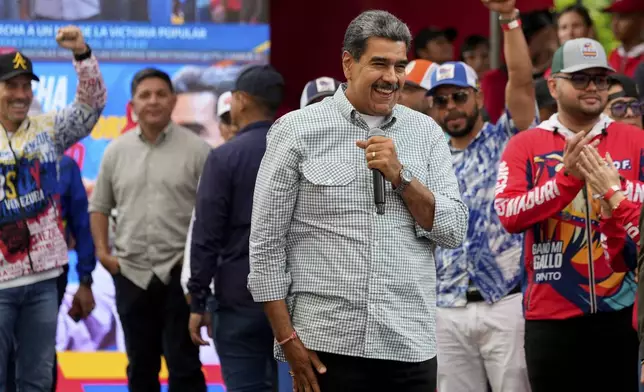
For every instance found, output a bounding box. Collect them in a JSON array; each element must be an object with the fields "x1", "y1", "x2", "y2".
[{"x1": 248, "y1": 10, "x2": 468, "y2": 392}]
